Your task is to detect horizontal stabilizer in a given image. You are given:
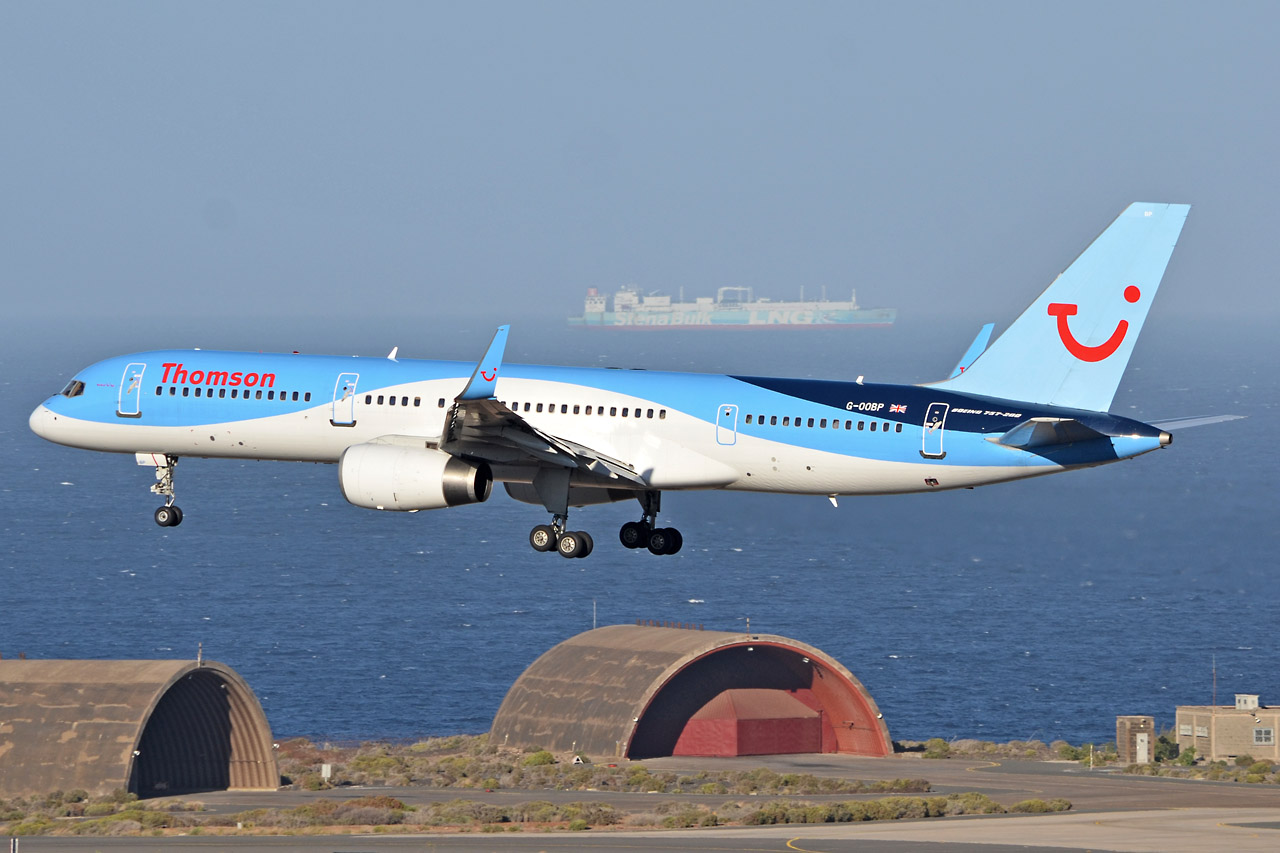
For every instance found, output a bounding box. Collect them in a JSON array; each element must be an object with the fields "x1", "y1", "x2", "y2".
[
  {"x1": 993, "y1": 417, "x2": 1111, "y2": 449},
  {"x1": 1150, "y1": 414, "x2": 1246, "y2": 431},
  {"x1": 949, "y1": 323, "x2": 995, "y2": 379}
]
